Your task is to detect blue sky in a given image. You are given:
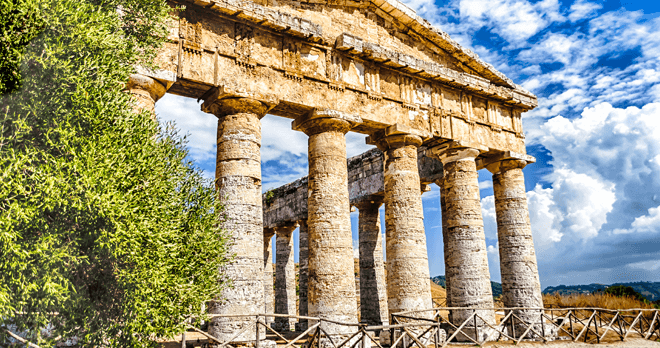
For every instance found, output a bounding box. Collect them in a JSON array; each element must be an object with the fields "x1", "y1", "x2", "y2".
[{"x1": 155, "y1": 0, "x2": 660, "y2": 288}]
